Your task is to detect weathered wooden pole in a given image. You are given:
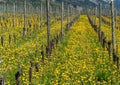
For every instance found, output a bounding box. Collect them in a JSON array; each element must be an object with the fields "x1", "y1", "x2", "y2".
[
  {"x1": 40, "y1": 0, "x2": 42, "y2": 28},
  {"x1": 23, "y1": 0, "x2": 27, "y2": 37},
  {"x1": 61, "y1": 1, "x2": 64, "y2": 37},
  {"x1": 111, "y1": 0, "x2": 116, "y2": 54},
  {"x1": 111, "y1": 0, "x2": 119, "y2": 69},
  {"x1": 1, "y1": 36, "x2": 4, "y2": 47},
  {"x1": 13, "y1": 0, "x2": 16, "y2": 28},
  {"x1": 41, "y1": 45, "x2": 45, "y2": 65},
  {"x1": 69, "y1": 5, "x2": 72, "y2": 22},
  {"x1": 9, "y1": 34, "x2": 11, "y2": 44},
  {"x1": 55, "y1": 7, "x2": 57, "y2": 21},
  {"x1": 0, "y1": 78, "x2": 4, "y2": 85},
  {"x1": 98, "y1": 3, "x2": 102, "y2": 42},
  {"x1": 46, "y1": 0, "x2": 51, "y2": 57},
  {"x1": 94, "y1": 7, "x2": 97, "y2": 25},
  {"x1": 15, "y1": 71, "x2": 20, "y2": 85},
  {"x1": 13, "y1": 33, "x2": 16, "y2": 44},
  {"x1": 92, "y1": 8, "x2": 94, "y2": 23},
  {"x1": 109, "y1": 10, "x2": 111, "y2": 27},
  {"x1": 67, "y1": 5, "x2": 70, "y2": 29},
  {"x1": 114, "y1": 9, "x2": 117, "y2": 28},
  {"x1": 29, "y1": 61, "x2": 33, "y2": 84}
]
